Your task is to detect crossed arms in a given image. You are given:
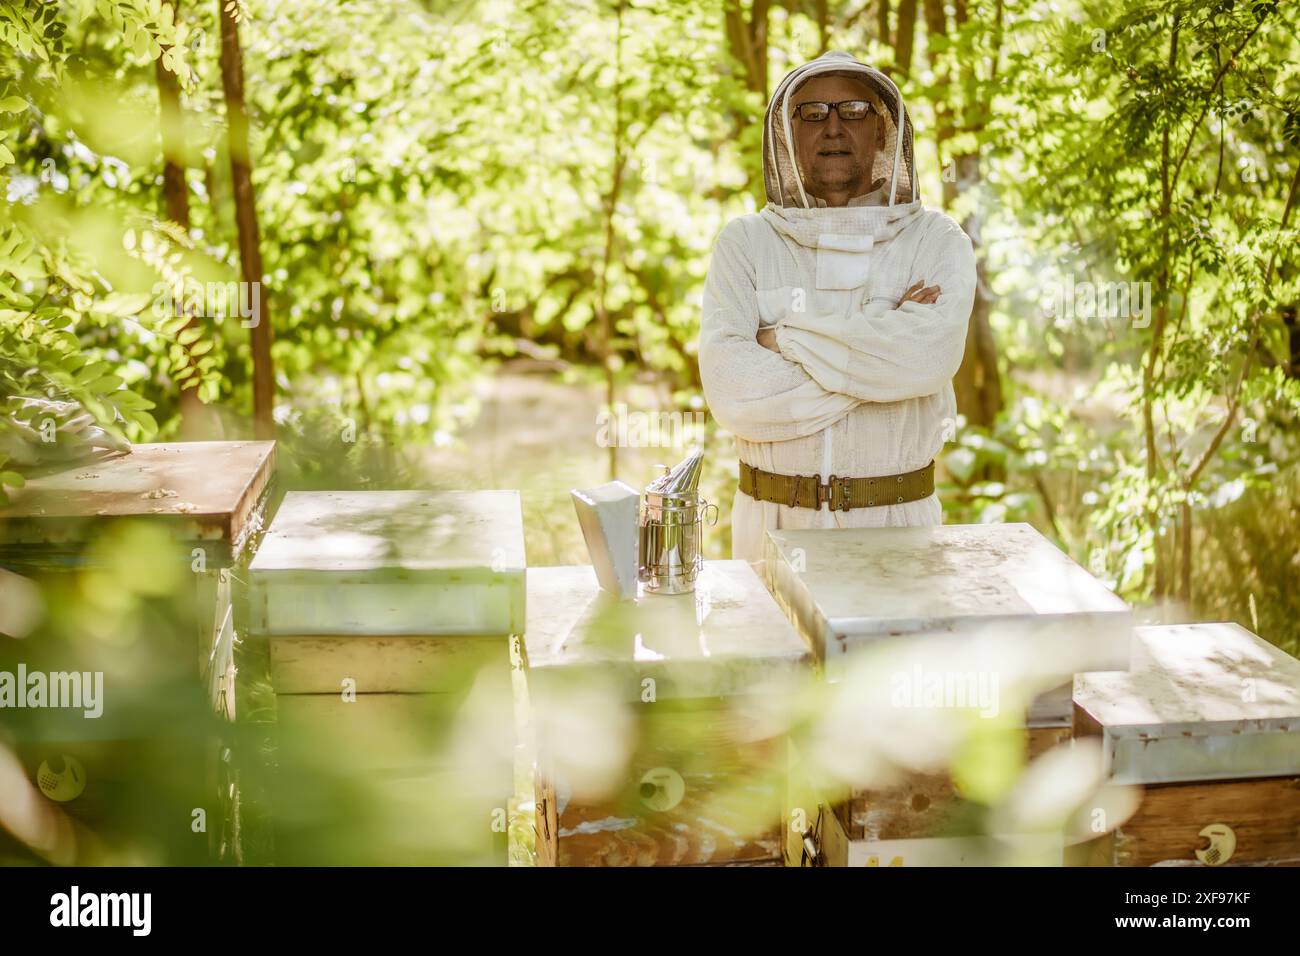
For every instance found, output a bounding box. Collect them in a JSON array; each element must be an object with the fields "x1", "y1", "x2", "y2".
[{"x1": 697, "y1": 217, "x2": 976, "y2": 444}]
